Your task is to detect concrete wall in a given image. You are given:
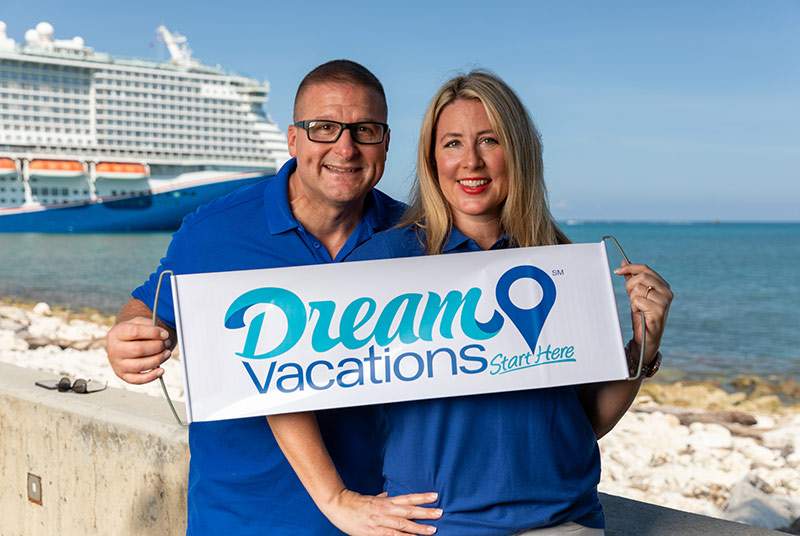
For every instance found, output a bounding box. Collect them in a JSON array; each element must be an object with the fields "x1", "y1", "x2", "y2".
[
  {"x1": 0, "y1": 362, "x2": 188, "y2": 535},
  {"x1": 0, "y1": 362, "x2": 783, "y2": 535}
]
